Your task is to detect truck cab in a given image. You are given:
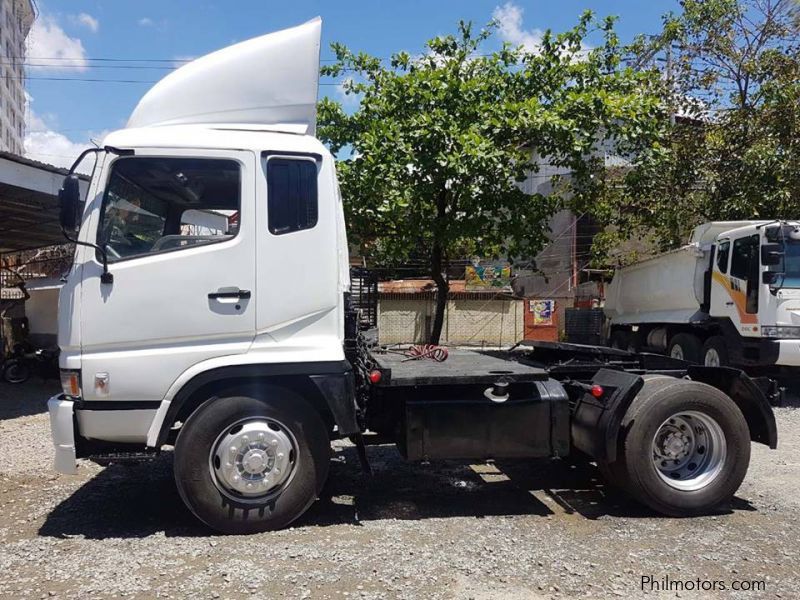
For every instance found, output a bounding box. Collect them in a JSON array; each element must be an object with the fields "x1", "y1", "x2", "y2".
[
  {"x1": 606, "y1": 220, "x2": 800, "y2": 370},
  {"x1": 48, "y1": 20, "x2": 778, "y2": 534}
]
